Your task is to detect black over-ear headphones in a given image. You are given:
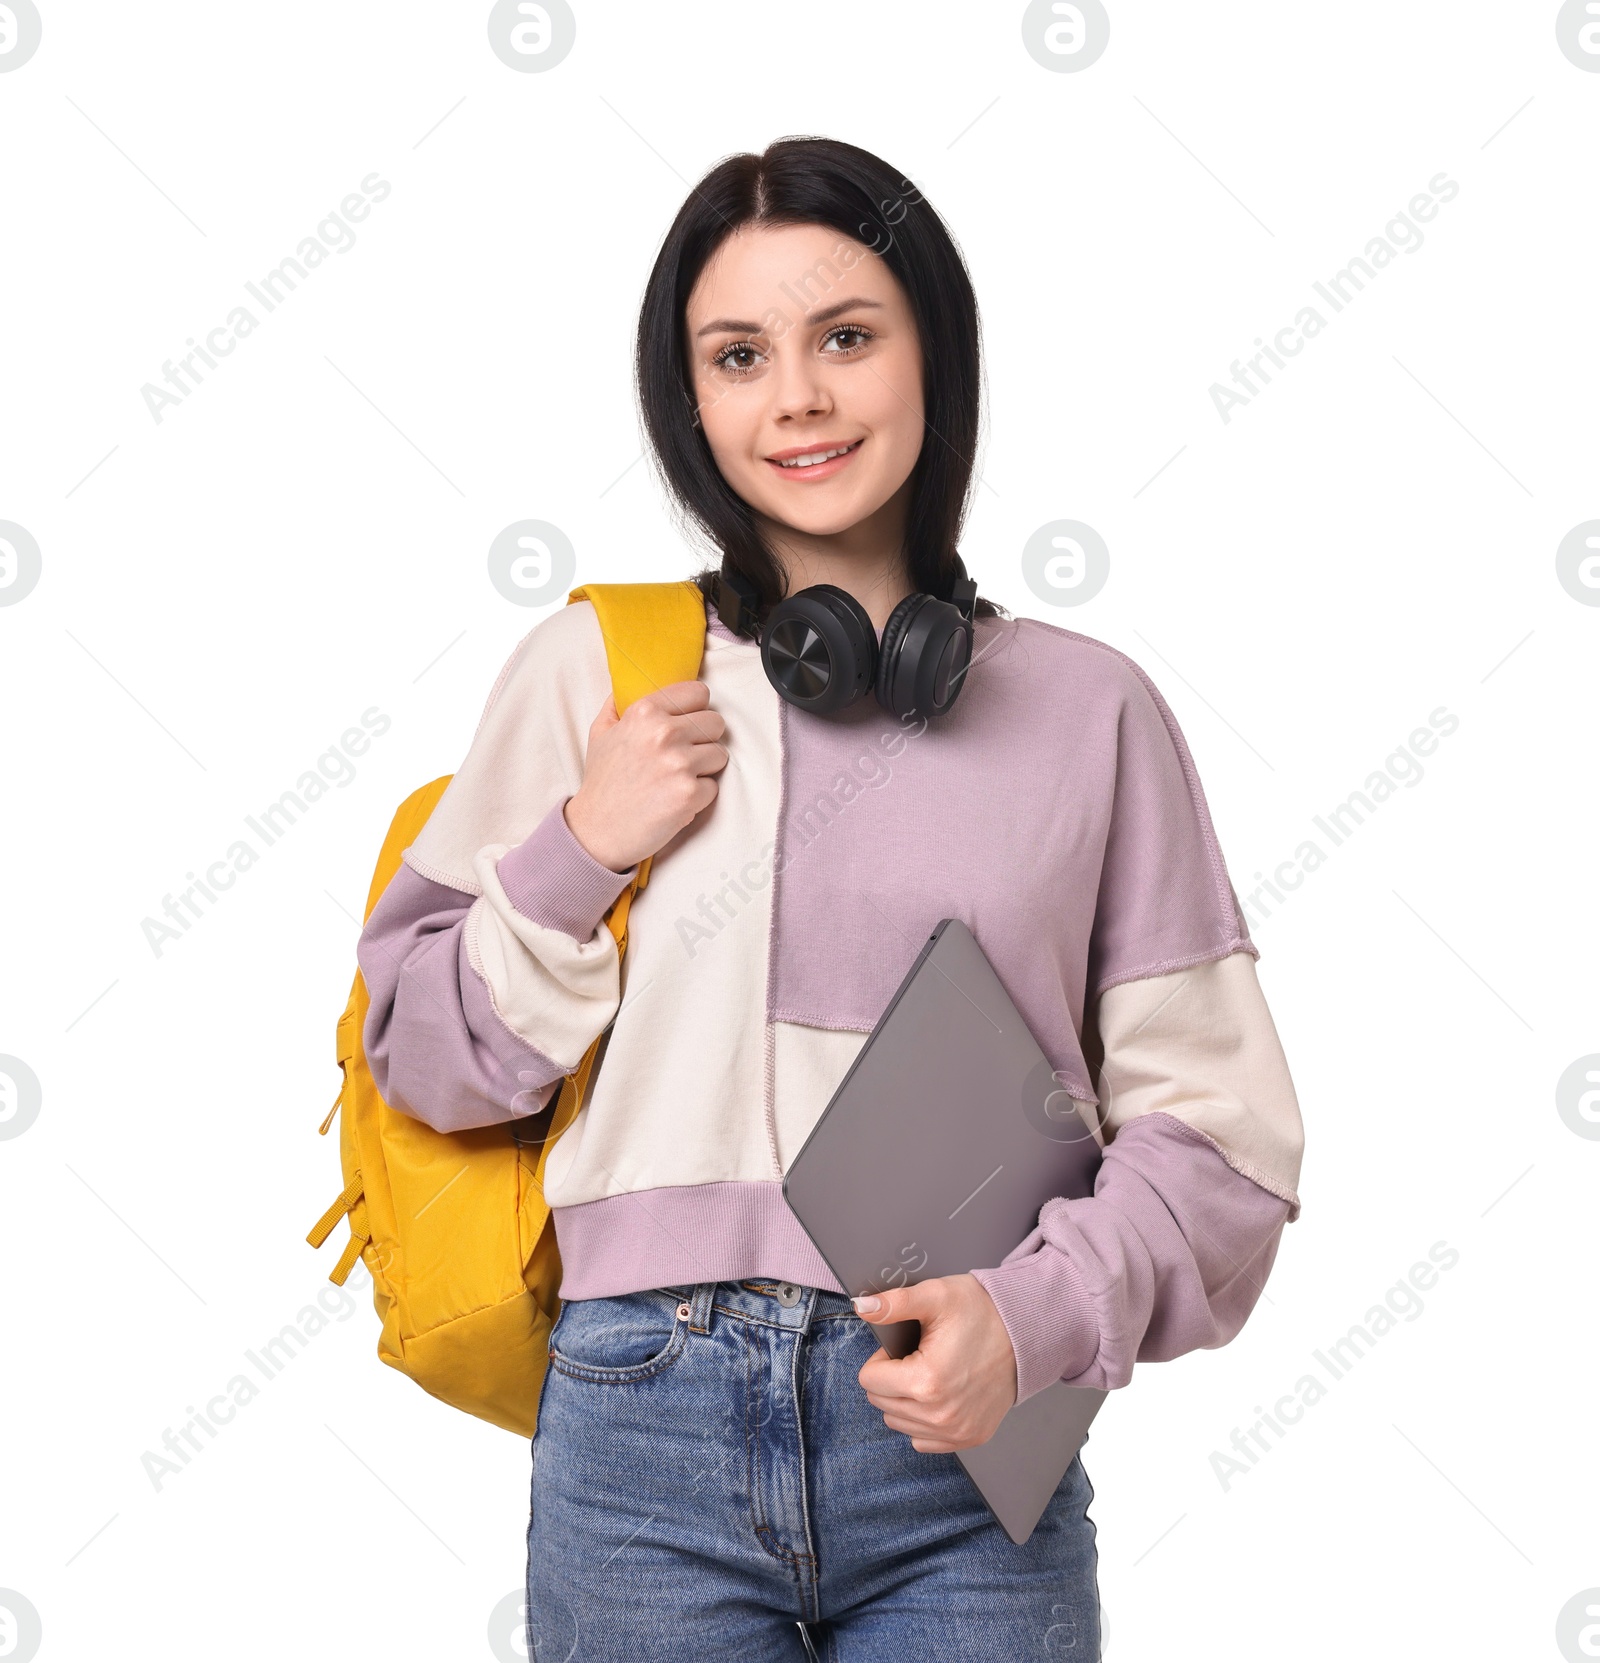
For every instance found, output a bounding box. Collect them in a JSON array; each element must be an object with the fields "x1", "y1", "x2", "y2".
[{"x1": 711, "y1": 555, "x2": 978, "y2": 722}]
